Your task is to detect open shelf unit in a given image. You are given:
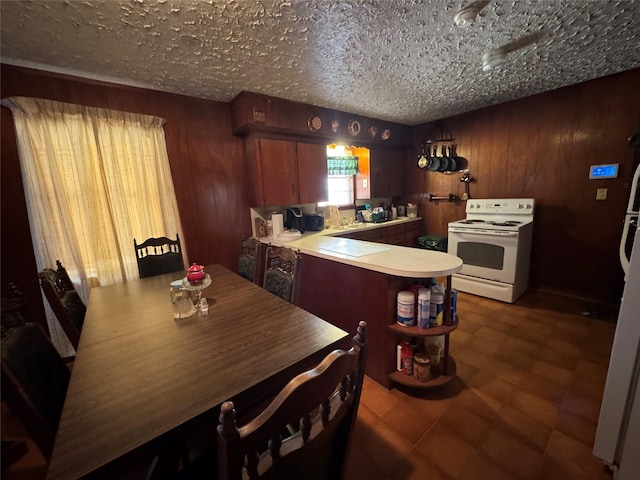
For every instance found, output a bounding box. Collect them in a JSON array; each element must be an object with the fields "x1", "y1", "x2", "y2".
[{"x1": 388, "y1": 275, "x2": 459, "y2": 389}]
